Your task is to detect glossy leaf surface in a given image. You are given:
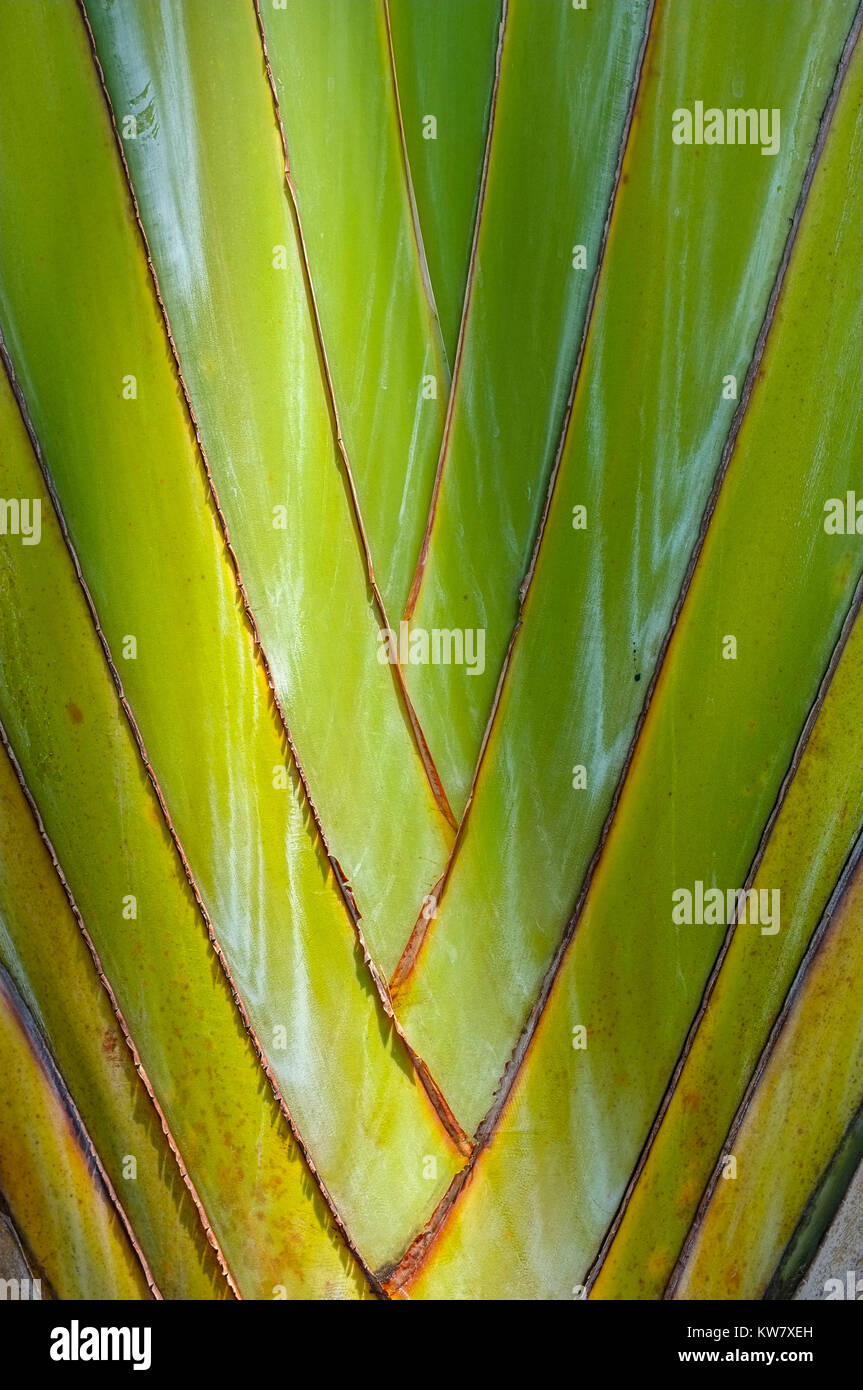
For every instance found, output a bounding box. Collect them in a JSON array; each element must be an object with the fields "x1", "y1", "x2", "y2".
[
  {"x1": 1, "y1": 0, "x2": 862, "y2": 1303},
  {"x1": 0, "y1": 0, "x2": 460, "y2": 1275},
  {"x1": 258, "y1": 0, "x2": 450, "y2": 618},
  {"x1": 672, "y1": 843, "x2": 863, "y2": 1300},
  {"x1": 0, "y1": 965, "x2": 151, "y2": 1301},
  {"x1": 401, "y1": 23, "x2": 863, "y2": 1296},
  {"x1": 396, "y1": 0, "x2": 859, "y2": 1134},
  {"x1": 592, "y1": 580, "x2": 863, "y2": 1298},
  {"x1": 386, "y1": 0, "x2": 501, "y2": 360},
  {"x1": 87, "y1": 0, "x2": 453, "y2": 977},
  {"x1": 0, "y1": 363, "x2": 367, "y2": 1298},
  {"x1": 403, "y1": 0, "x2": 652, "y2": 813},
  {"x1": 0, "y1": 733, "x2": 227, "y2": 1300}
]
